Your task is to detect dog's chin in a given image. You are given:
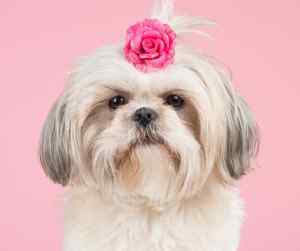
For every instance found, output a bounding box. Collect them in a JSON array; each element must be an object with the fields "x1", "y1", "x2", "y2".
[{"x1": 114, "y1": 133, "x2": 181, "y2": 205}]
